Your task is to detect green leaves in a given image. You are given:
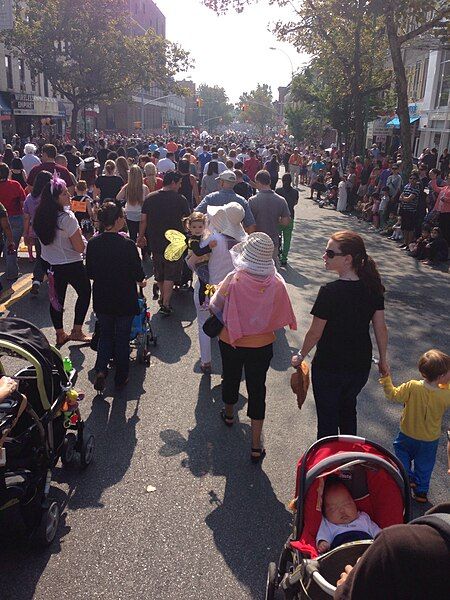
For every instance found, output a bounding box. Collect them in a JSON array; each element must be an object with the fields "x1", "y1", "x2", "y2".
[{"x1": 238, "y1": 84, "x2": 276, "y2": 133}]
